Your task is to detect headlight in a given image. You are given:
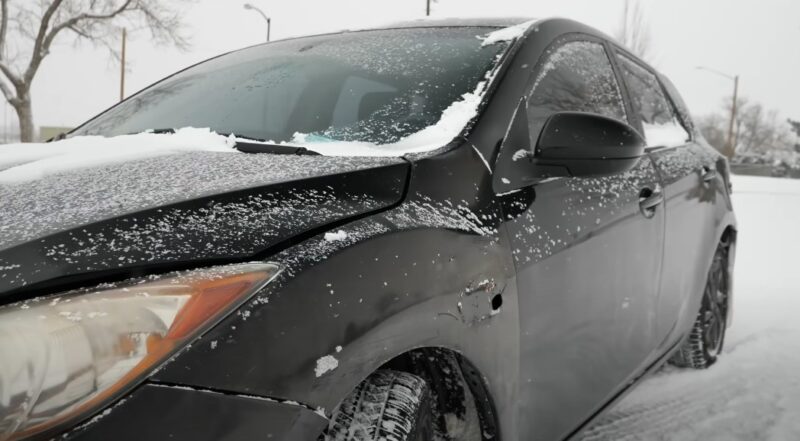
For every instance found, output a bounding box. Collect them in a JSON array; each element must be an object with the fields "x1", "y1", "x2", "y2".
[{"x1": 0, "y1": 263, "x2": 281, "y2": 440}]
